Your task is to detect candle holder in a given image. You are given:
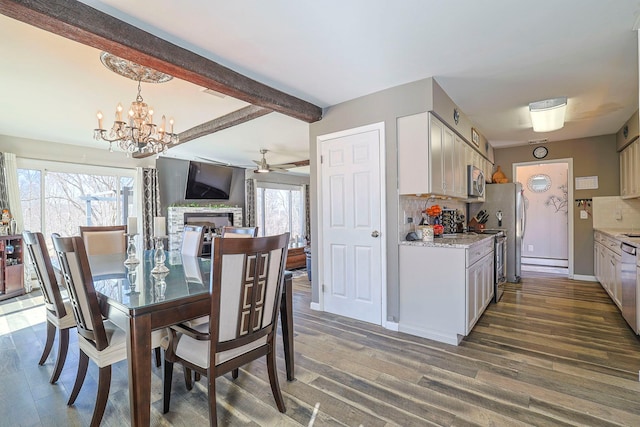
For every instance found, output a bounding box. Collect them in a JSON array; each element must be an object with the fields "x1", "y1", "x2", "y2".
[
  {"x1": 124, "y1": 233, "x2": 140, "y2": 265},
  {"x1": 152, "y1": 271, "x2": 168, "y2": 301},
  {"x1": 151, "y1": 236, "x2": 169, "y2": 274},
  {"x1": 125, "y1": 261, "x2": 140, "y2": 295}
]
